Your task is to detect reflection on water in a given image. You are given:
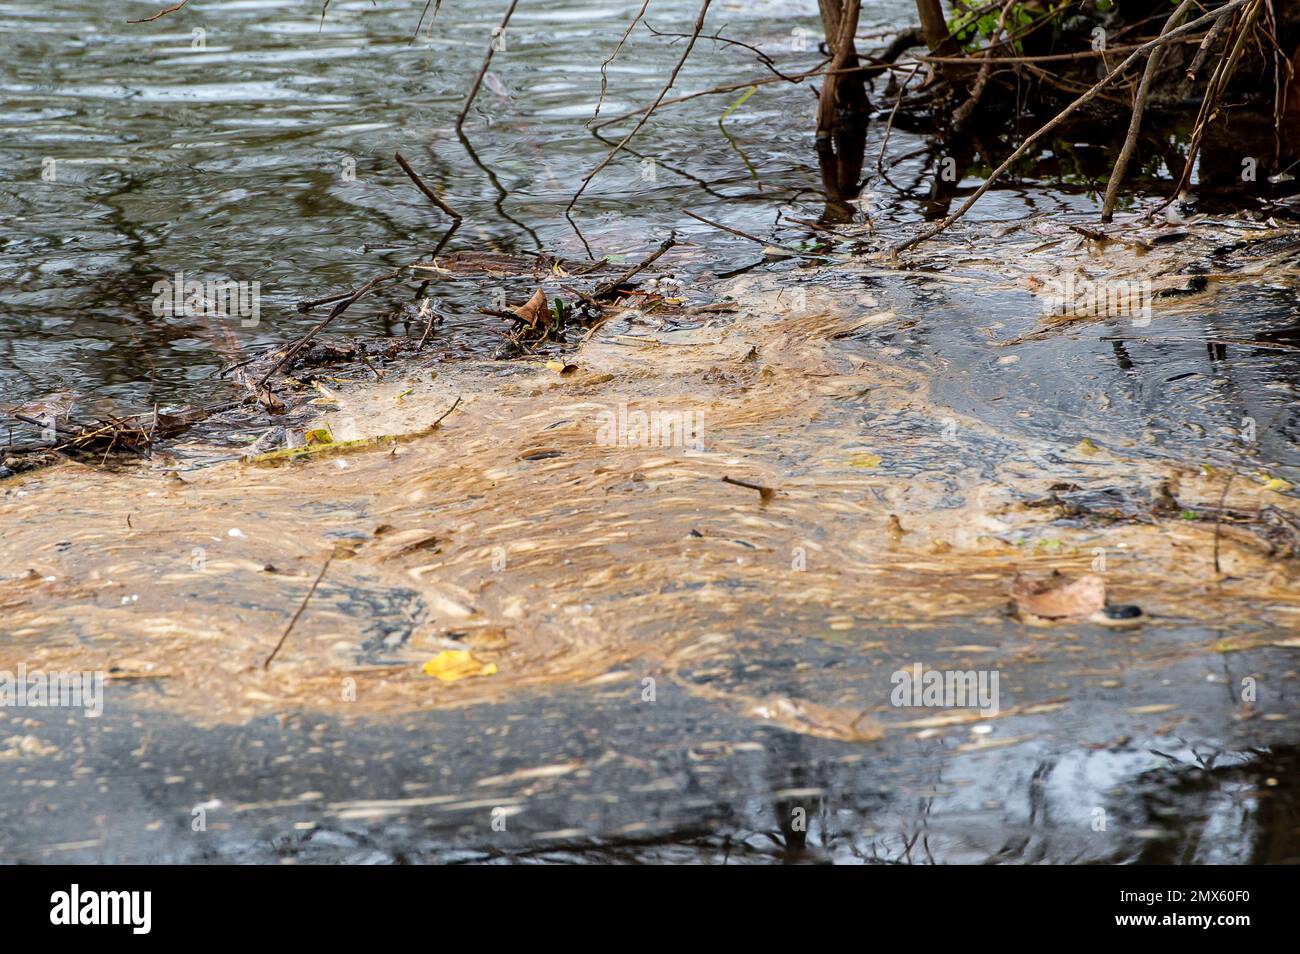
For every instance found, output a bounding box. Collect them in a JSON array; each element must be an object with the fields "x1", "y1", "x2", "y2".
[
  {"x1": 2, "y1": 0, "x2": 1163, "y2": 415},
  {"x1": 4, "y1": 675, "x2": 1294, "y2": 864},
  {"x1": 1, "y1": 0, "x2": 843, "y2": 409}
]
